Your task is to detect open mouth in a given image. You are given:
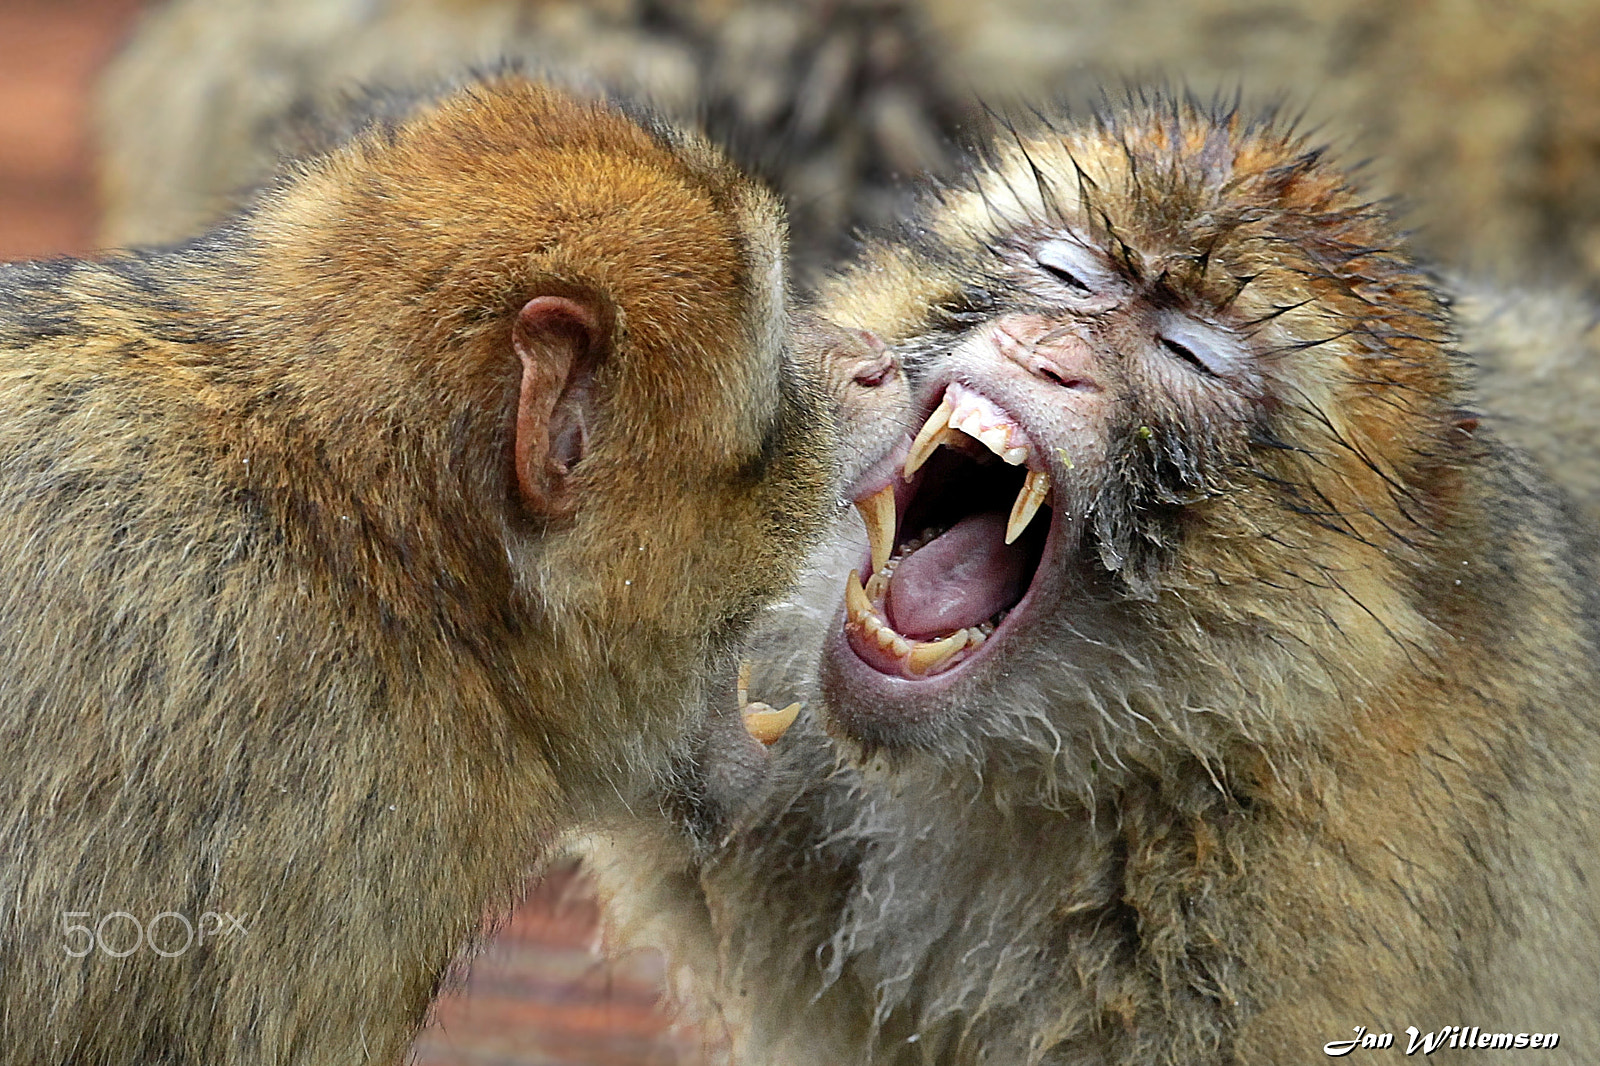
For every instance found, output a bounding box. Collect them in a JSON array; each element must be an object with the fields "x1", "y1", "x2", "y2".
[{"x1": 844, "y1": 382, "x2": 1054, "y2": 679}]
